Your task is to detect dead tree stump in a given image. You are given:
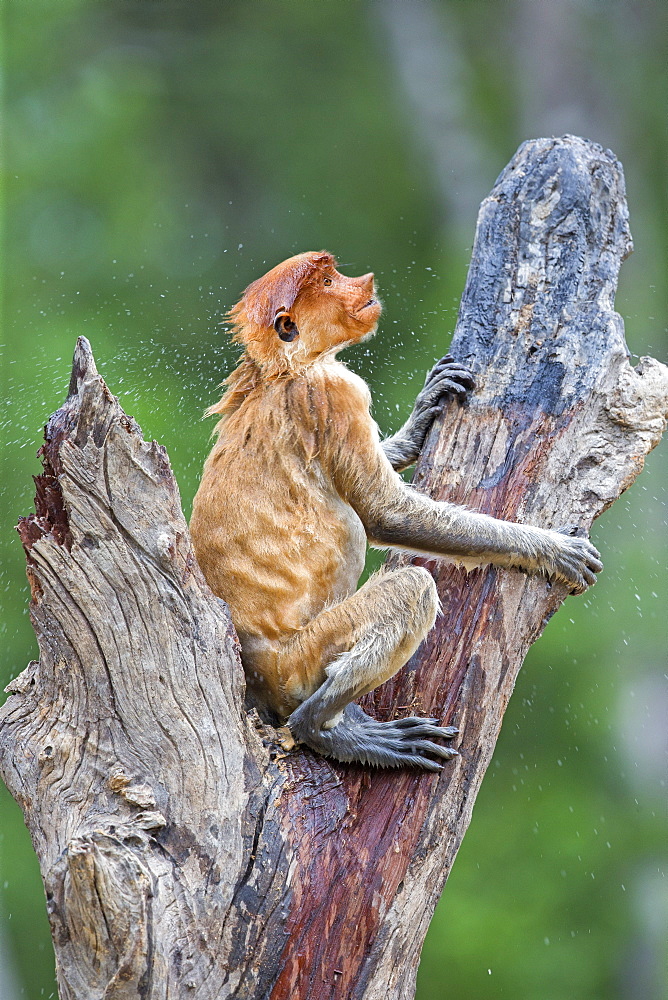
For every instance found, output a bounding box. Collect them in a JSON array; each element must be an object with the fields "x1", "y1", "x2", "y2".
[{"x1": 2, "y1": 136, "x2": 667, "y2": 1000}]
